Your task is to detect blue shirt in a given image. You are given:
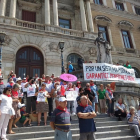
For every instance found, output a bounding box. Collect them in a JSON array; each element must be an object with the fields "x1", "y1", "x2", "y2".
[
  {"x1": 50, "y1": 108, "x2": 71, "y2": 130},
  {"x1": 69, "y1": 64, "x2": 73, "y2": 73},
  {"x1": 77, "y1": 105, "x2": 96, "y2": 133},
  {"x1": 90, "y1": 85, "x2": 98, "y2": 97},
  {"x1": 106, "y1": 90, "x2": 113, "y2": 99}
]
